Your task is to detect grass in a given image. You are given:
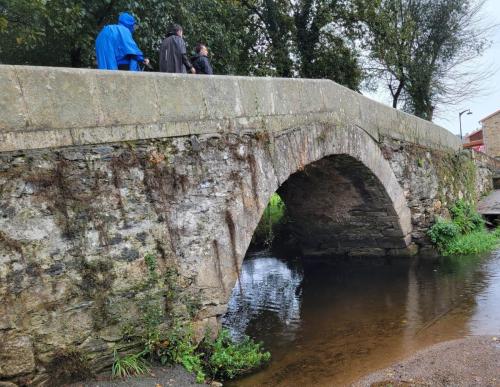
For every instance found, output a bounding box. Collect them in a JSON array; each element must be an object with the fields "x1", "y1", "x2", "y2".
[
  {"x1": 112, "y1": 350, "x2": 150, "y2": 378},
  {"x1": 428, "y1": 200, "x2": 500, "y2": 256},
  {"x1": 444, "y1": 229, "x2": 500, "y2": 256}
]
